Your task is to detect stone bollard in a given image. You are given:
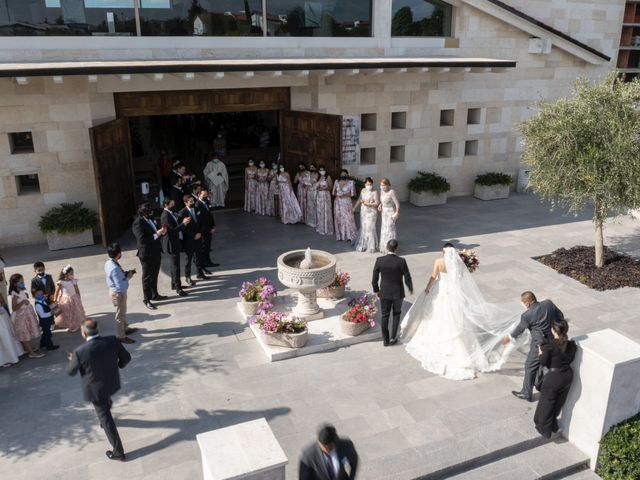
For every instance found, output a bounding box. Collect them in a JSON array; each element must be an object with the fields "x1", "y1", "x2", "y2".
[
  {"x1": 559, "y1": 329, "x2": 640, "y2": 468},
  {"x1": 196, "y1": 418, "x2": 288, "y2": 480}
]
